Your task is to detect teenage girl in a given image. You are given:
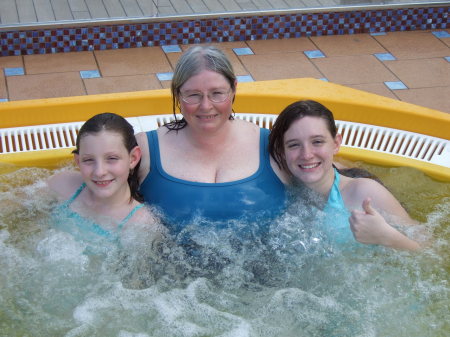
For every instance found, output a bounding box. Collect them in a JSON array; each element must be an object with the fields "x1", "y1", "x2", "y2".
[
  {"x1": 269, "y1": 100, "x2": 422, "y2": 251},
  {"x1": 48, "y1": 113, "x2": 163, "y2": 248}
]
